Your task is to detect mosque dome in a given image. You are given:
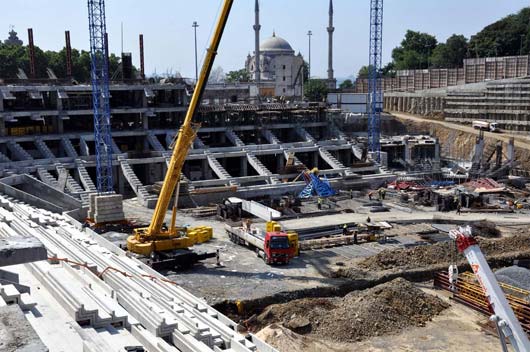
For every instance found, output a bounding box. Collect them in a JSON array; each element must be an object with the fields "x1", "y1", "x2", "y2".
[{"x1": 260, "y1": 32, "x2": 294, "y2": 53}]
